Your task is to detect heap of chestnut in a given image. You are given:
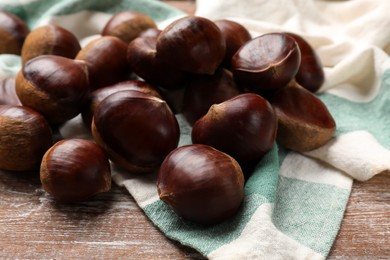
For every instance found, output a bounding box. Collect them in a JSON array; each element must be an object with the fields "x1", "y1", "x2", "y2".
[{"x1": 0, "y1": 10, "x2": 335, "y2": 225}]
